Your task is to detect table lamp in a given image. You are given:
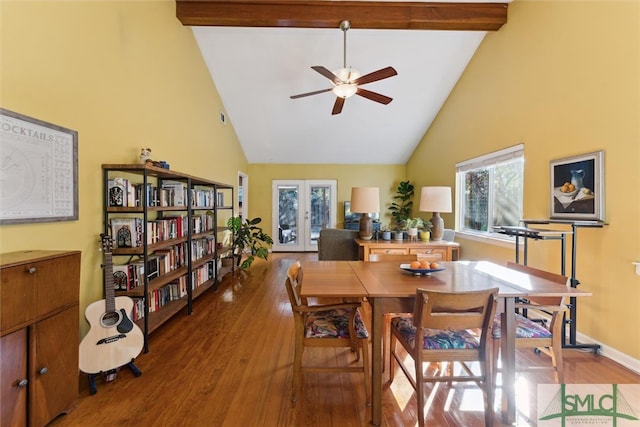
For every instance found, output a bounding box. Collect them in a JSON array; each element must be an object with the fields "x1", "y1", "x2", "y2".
[
  {"x1": 419, "y1": 186, "x2": 452, "y2": 241},
  {"x1": 350, "y1": 187, "x2": 380, "y2": 240}
]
